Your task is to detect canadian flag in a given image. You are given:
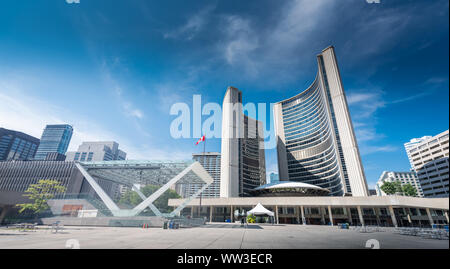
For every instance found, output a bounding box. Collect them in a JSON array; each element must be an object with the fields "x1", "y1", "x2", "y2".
[{"x1": 195, "y1": 135, "x2": 205, "y2": 145}]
